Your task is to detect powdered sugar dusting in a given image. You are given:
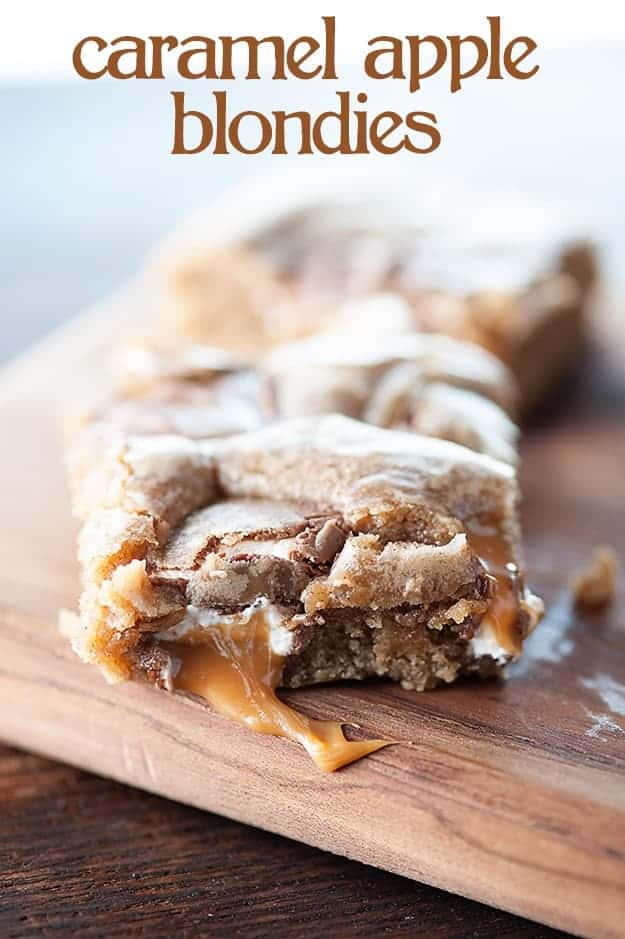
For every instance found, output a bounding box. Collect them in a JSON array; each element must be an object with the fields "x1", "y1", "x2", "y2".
[
  {"x1": 582, "y1": 708, "x2": 625, "y2": 740},
  {"x1": 581, "y1": 673, "x2": 625, "y2": 718},
  {"x1": 581, "y1": 673, "x2": 625, "y2": 739}
]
